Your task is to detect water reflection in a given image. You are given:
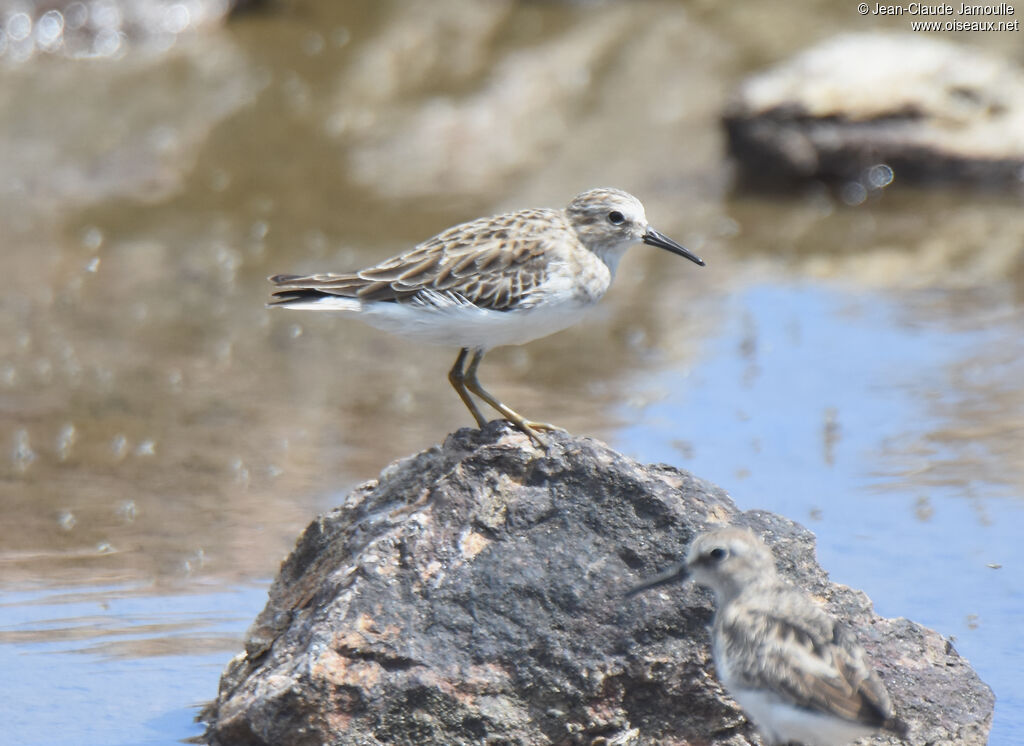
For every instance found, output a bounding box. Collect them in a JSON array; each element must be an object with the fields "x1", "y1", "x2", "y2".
[
  {"x1": 0, "y1": 0, "x2": 235, "y2": 63},
  {"x1": 0, "y1": 582, "x2": 267, "y2": 746}
]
